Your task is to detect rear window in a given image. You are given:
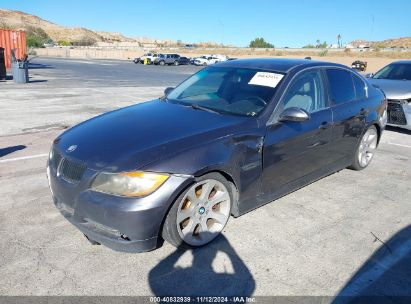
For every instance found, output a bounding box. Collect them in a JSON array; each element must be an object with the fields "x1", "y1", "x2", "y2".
[{"x1": 326, "y1": 69, "x2": 355, "y2": 105}]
